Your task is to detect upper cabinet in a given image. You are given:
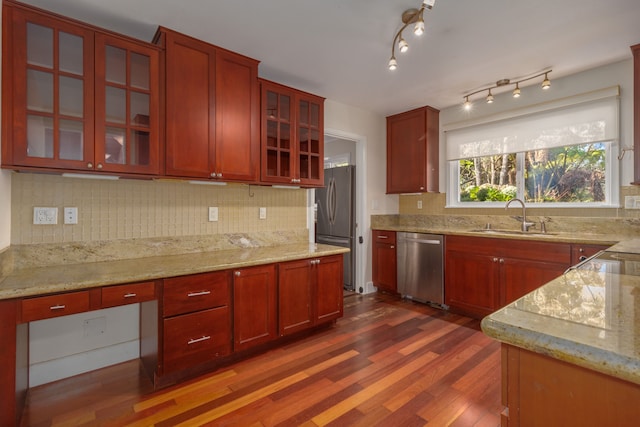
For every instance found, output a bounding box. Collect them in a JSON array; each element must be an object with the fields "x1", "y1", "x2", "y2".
[
  {"x1": 1, "y1": 1, "x2": 161, "y2": 175},
  {"x1": 386, "y1": 106, "x2": 439, "y2": 194},
  {"x1": 260, "y1": 79, "x2": 324, "y2": 187},
  {"x1": 631, "y1": 43, "x2": 640, "y2": 185},
  {"x1": 157, "y1": 28, "x2": 260, "y2": 183}
]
